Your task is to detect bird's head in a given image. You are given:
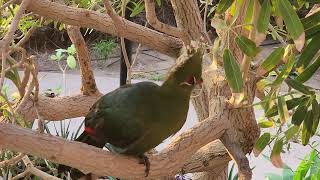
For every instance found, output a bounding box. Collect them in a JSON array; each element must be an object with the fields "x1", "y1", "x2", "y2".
[{"x1": 162, "y1": 50, "x2": 203, "y2": 92}]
